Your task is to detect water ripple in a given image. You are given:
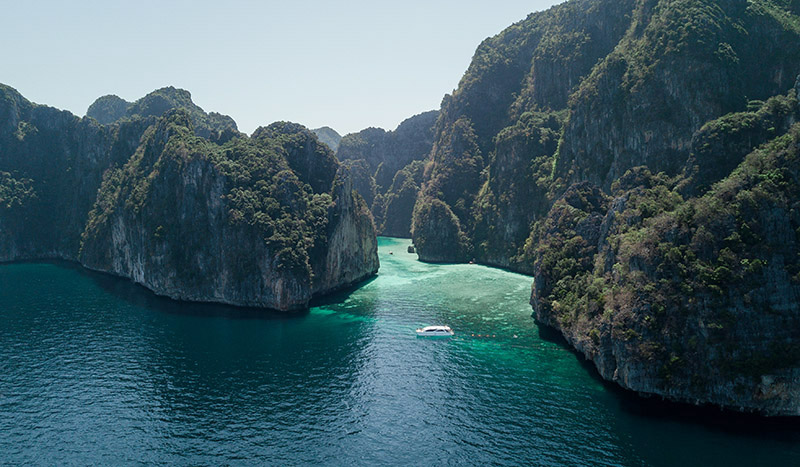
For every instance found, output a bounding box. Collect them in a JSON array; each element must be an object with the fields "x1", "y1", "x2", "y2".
[{"x1": 1, "y1": 242, "x2": 800, "y2": 465}]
